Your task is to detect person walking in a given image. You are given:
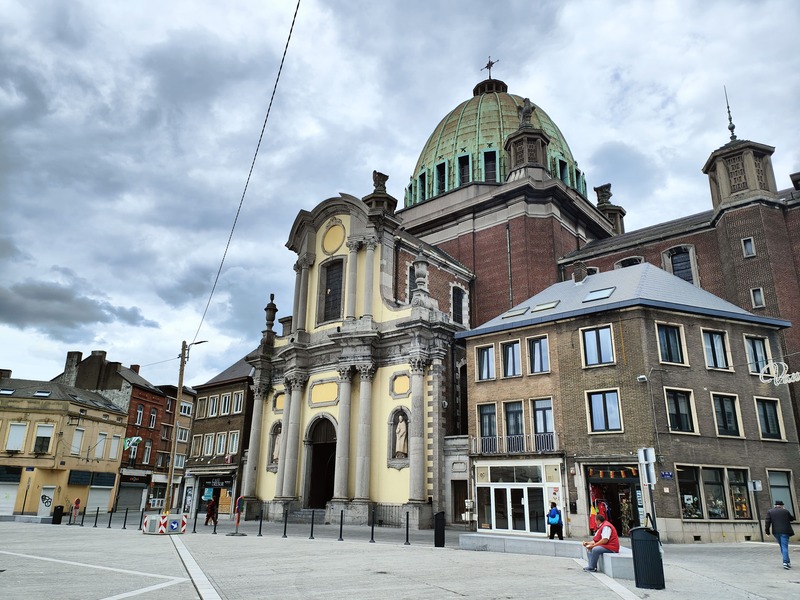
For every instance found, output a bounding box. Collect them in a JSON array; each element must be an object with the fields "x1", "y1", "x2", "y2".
[
  {"x1": 204, "y1": 497, "x2": 218, "y2": 526},
  {"x1": 765, "y1": 500, "x2": 795, "y2": 569},
  {"x1": 547, "y1": 501, "x2": 564, "y2": 540},
  {"x1": 582, "y1": 514, "x2": 619, "y2": 572}
]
